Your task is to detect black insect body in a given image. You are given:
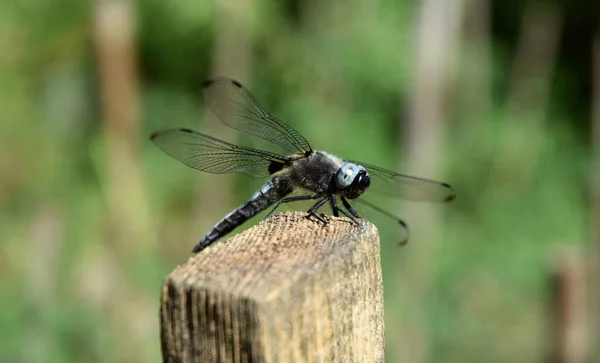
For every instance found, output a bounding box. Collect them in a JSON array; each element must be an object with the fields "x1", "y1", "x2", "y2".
[{"x1": 151, "y1": 78, "x2": 455, "y2": 253}]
